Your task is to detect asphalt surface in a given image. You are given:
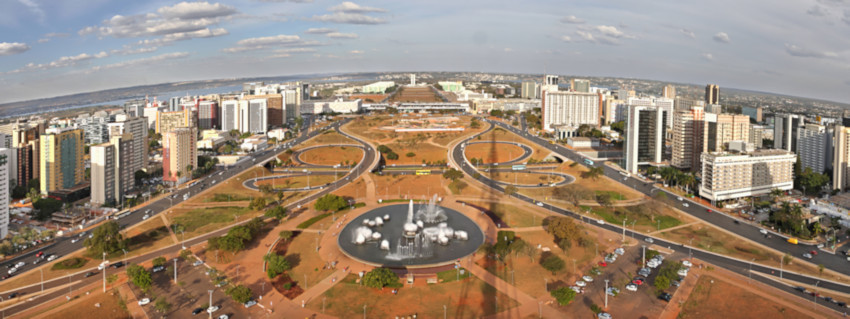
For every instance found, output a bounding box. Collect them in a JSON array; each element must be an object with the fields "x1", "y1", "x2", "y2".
[
  {"x1": 453, "y1": 118, "x2": 850, "y2": 315},
  {"x1": 0, "y1": 116, "x2": 379, "y2": 317}
]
